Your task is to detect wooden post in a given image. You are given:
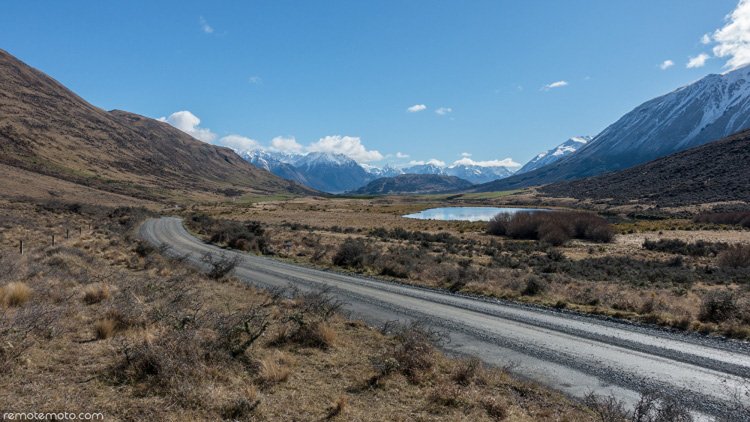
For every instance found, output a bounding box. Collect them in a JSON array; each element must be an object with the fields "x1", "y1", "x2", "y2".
[
  {"x1": 52, "y1": 234, "x2": 55, "y2": 246},
  {"x1": 19, "y1": 240, "x2": 23, "y2": 255},
  {"x1": 66, "y1": 228, "x2": 70, "y2": 239},
  {"x1": 78, "y1": 227, "x2": 82, "y2": 236}
]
